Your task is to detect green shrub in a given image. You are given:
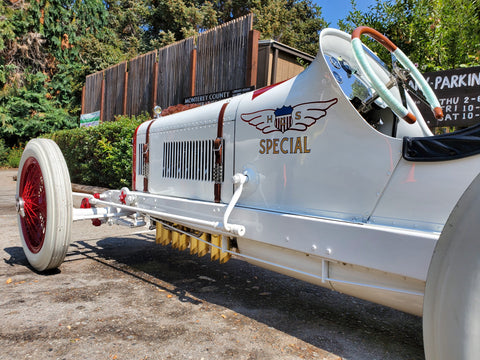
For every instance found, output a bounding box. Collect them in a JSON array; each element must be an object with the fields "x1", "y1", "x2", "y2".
[
  {"x1": 47, "y1": 115, "x2": 147, "y2": 189},
  {"x1": 0, "y1": 139, "x2": 23, "y2": 168},
  {"x1": 0, "y1": 70, "x2": 78, "y2": 147},
  {"x1": 0, "y1": 139, "x2": 8, "y2": 166},
  {"x1": 6, "y1": 144, "x2": 23, "y2": 168}
]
